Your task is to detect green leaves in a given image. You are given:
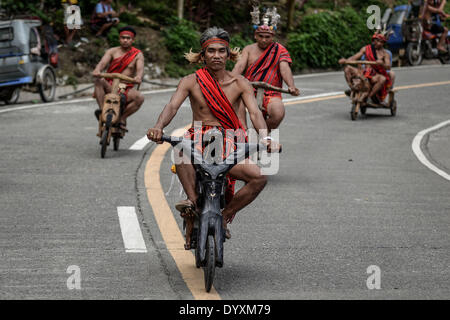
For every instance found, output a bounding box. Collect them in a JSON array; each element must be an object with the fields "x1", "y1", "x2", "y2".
[{"x1": 287, "y1": 7, "x2": 372, "y2": 70}]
